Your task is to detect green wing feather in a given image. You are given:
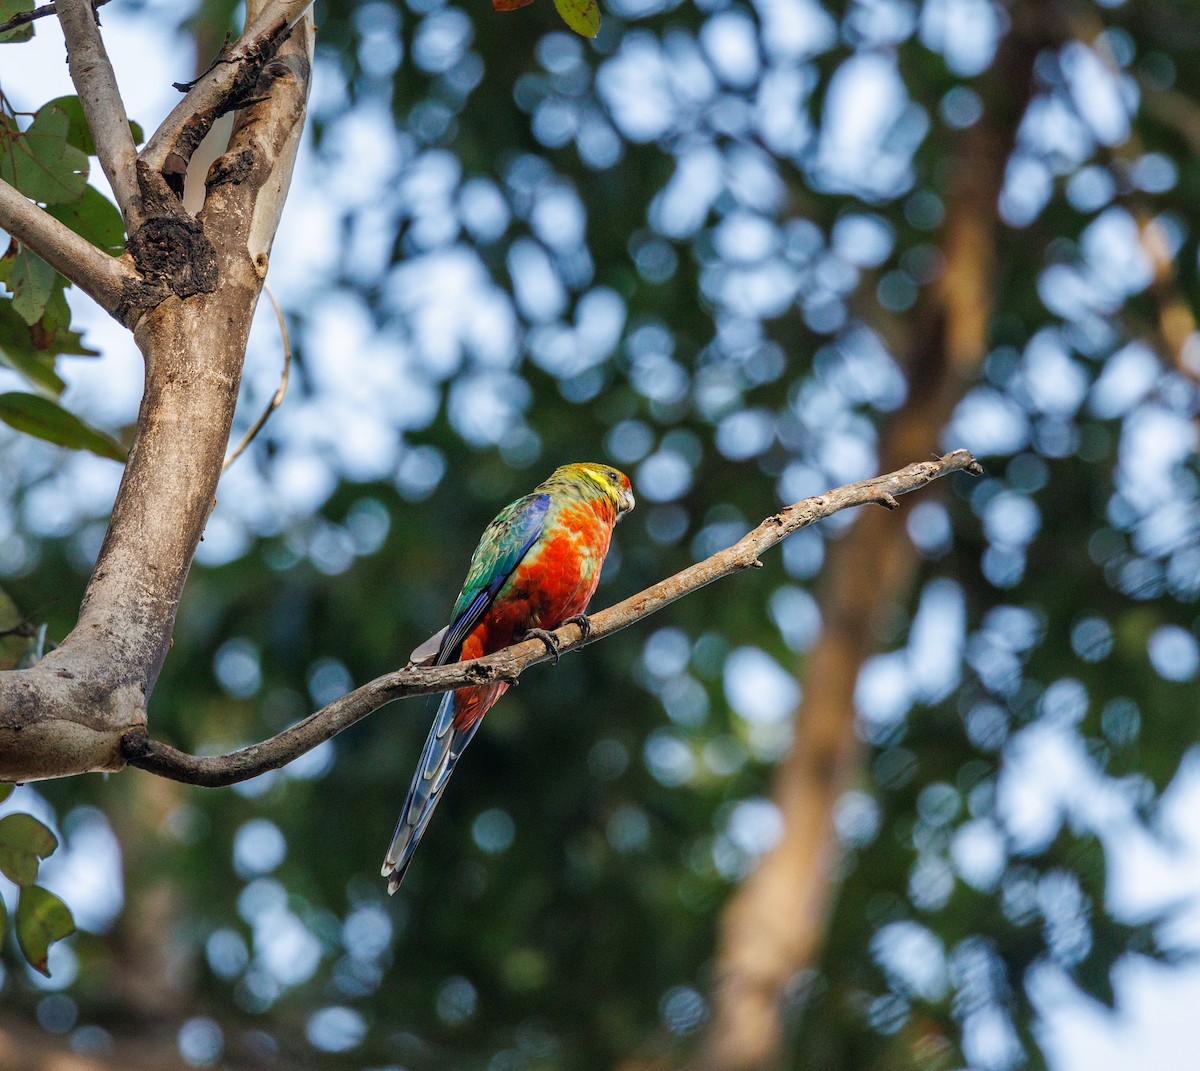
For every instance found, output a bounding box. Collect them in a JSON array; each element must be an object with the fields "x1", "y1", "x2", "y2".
[{"x1": 434, "y1": 492, "x2": 550, "y2": 664}]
